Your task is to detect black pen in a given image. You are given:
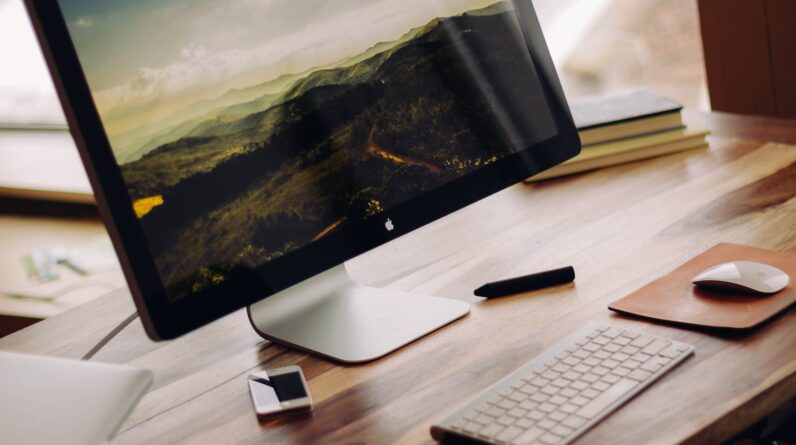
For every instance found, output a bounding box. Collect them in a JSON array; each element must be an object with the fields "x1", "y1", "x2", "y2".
[{"x1": 474, "y1": 266, "x2": 575, "y2": 298}]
